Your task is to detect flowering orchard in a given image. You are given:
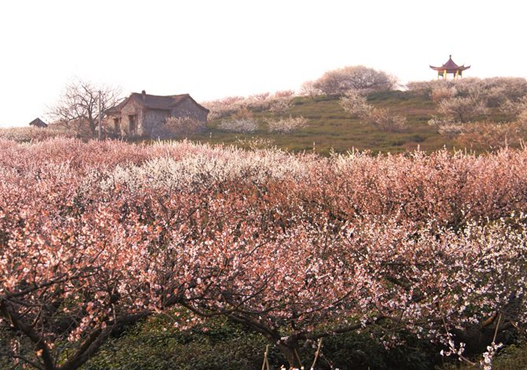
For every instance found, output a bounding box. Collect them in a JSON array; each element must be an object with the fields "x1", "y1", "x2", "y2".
[{"x1": 1, "y1": 138, "x2": 526, "y2": 369}]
